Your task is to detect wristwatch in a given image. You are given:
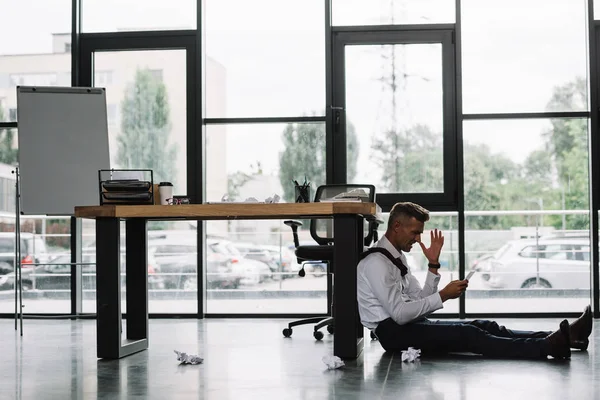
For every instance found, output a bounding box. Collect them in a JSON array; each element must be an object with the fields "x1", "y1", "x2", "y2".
[{"x1": 428, "y1": 262, "x2": 441, "y2": 269}]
